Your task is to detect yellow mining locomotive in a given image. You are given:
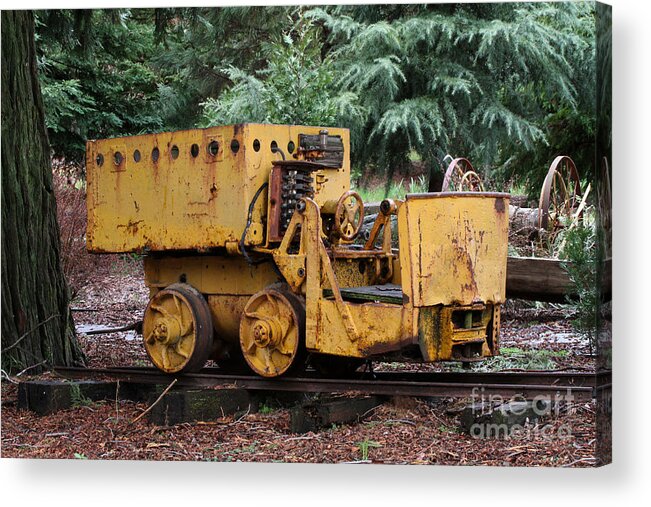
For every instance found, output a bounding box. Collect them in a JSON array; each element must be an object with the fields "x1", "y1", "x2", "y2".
[{"x1": 86, "y1": 124, "x2": 509, "y2": 377}]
